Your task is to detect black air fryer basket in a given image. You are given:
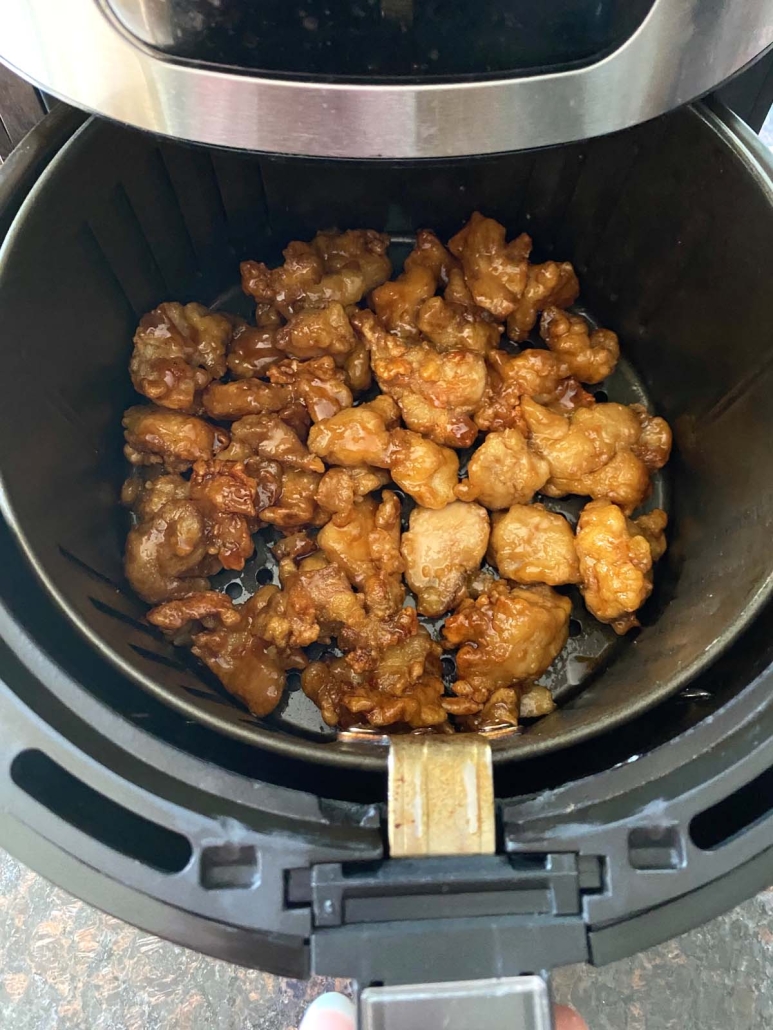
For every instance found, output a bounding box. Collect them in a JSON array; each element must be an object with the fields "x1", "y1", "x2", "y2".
[{"x1": 0, "y1": 101, "x2": 773, "y2": 987}]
